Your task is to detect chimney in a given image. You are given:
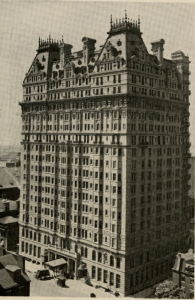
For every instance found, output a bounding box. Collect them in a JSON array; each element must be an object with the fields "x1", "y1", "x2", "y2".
[
  {"x1": 59, "y1": 42, "x2": 73, "y2": 68},
  {"x1": 175, "y1": 253, "x2": 181, "y2": 271},
  {"x1": 82, "y1": 37, "x2": 96, "y2": 65},
  {"x1": 151, "y1": 39, "x2": 165, "y2": 65}
]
